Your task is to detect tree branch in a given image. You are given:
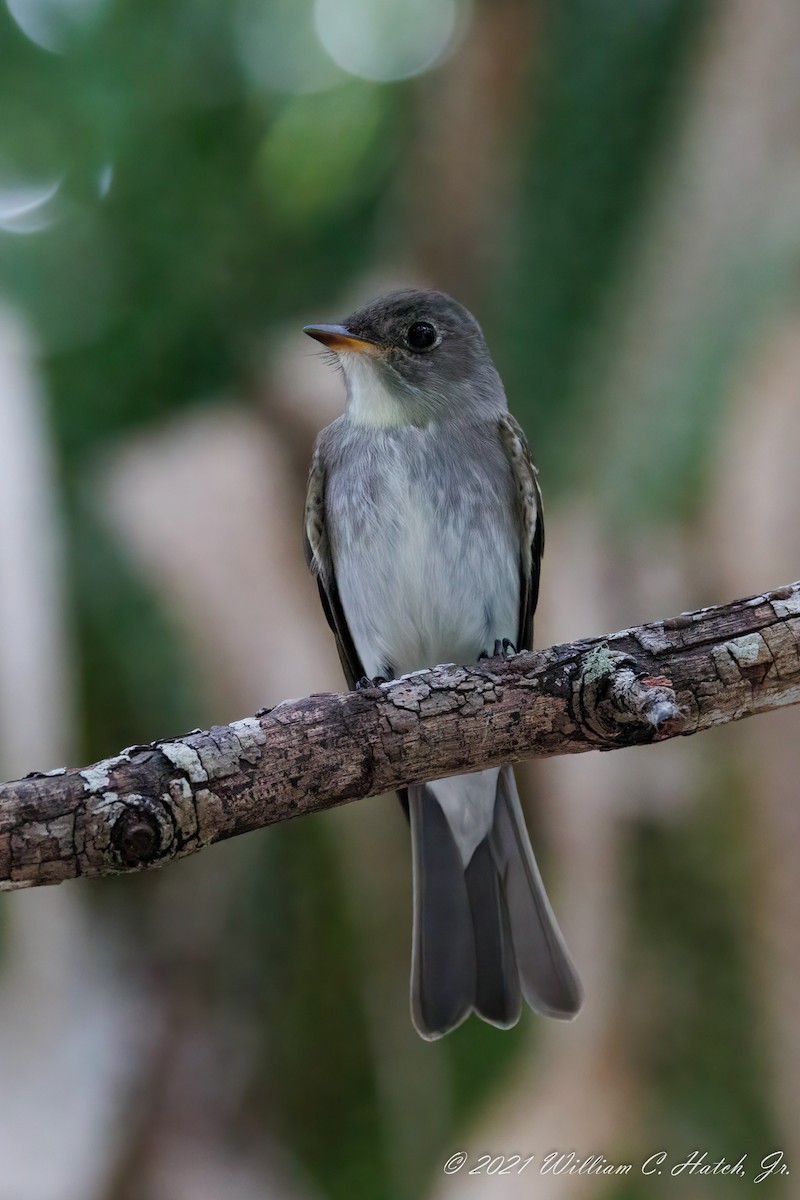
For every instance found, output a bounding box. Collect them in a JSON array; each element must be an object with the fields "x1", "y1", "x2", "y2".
[{"x1": 2, "y1": 581, "x2": 799, "y2": 891}]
